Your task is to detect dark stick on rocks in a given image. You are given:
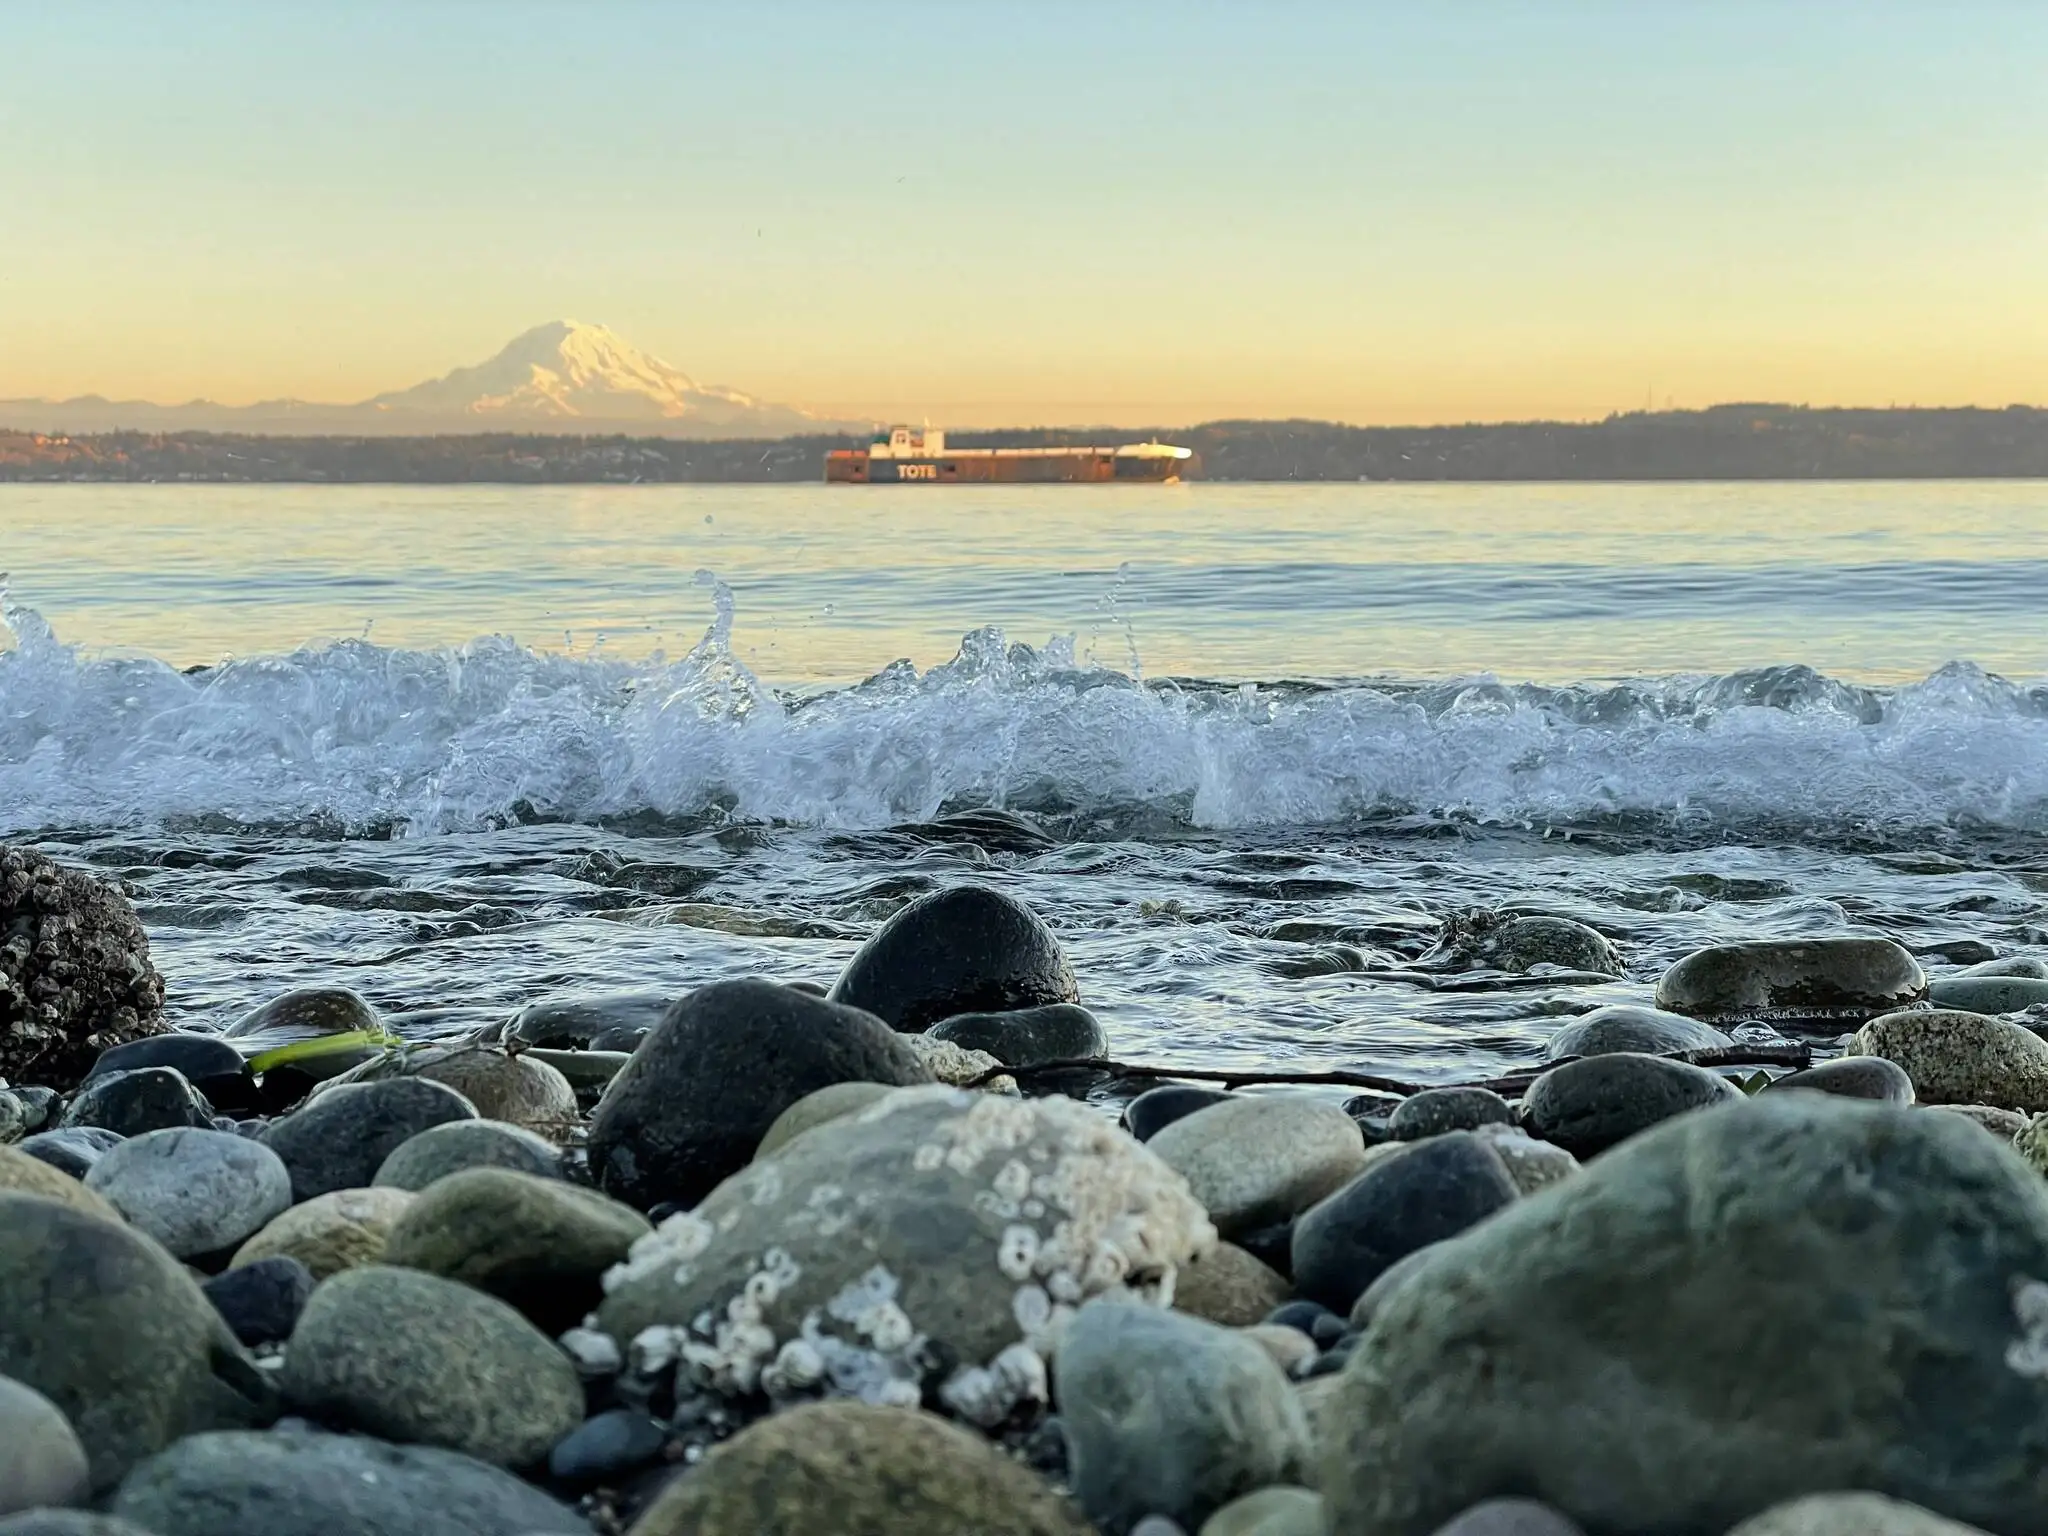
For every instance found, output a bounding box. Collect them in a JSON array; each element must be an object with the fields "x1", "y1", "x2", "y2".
[{"x1": 960, "y1": 1043, "x2": 1813, "y2": 1097}]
